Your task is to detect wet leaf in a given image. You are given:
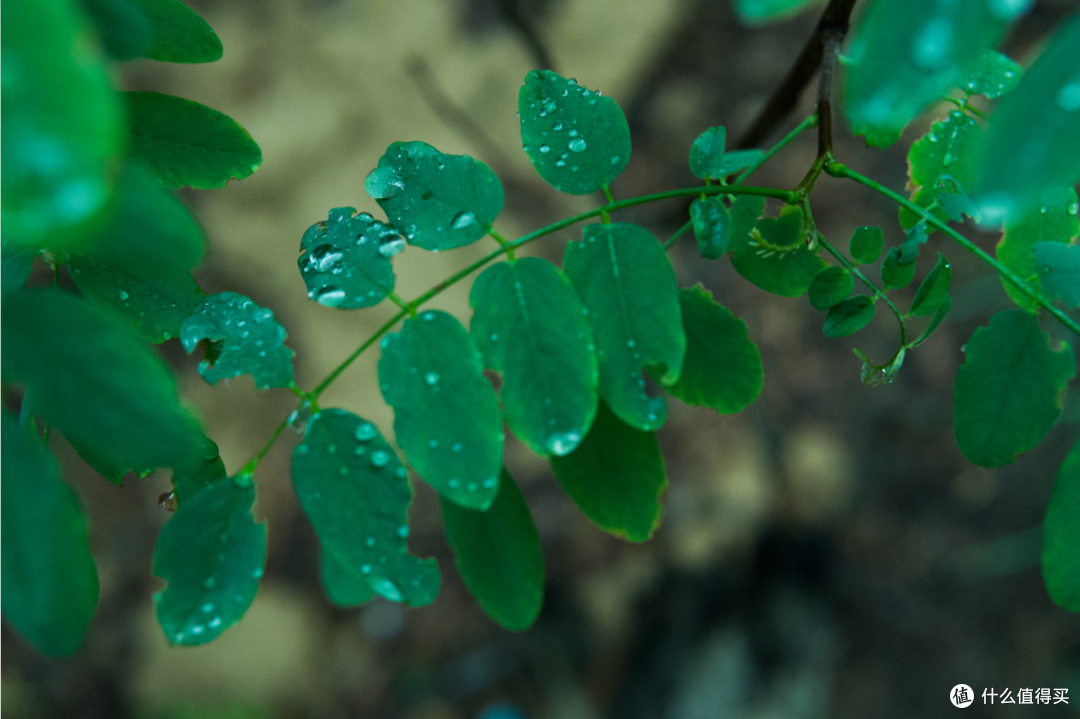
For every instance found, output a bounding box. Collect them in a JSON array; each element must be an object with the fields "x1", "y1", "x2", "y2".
[
  {"x1": 1042, "y1": 438, "x2": 1080, "y2": 612},
  {"x1": 170, "y1": 444, "x2": 227, "y2": 504},
  {"x1": 960, "y1": 50, "x2": 1022, "y2": 99},
  {"x1": 909, "y1": 253, "x2": 952, "y2": 316},
  {"x1": 378, "y1": 311, "x2": 504, "y2": 510},
  {"x1": 470, "y1": 258, "x2": 597, "y2": 457},
  {"x1": 995, "y1": 186, "x2": 1079, "y2": 309},
  {"x1": 690, "y1": 197, "x2": 732, "y2": 259},
  {"x1": 881, "y1": 246, "x2": 917, "y2": 288},
  {"x1": 519, "y1": 70, "x2": 631, "y2": 195},
  {"x1": 808, "y1": 266, "x2": 854, "y2": 311},
  {"x1": 689, "y1": 126, "x2": 726, "y2": 180},
  {"x1": 729, "y1": 196, "x2": 826, "y2": 297},
  {"x1": 563, "y1": 223, "x2": 685, "y2": 431},
  {"x1": 441, "y1": 468, "x2": 543, "y2": 630},
  {"x1": 1034, "y1": 241, "x2": 1080, "y2": 308},
  {"x1": 662, "y1": 286, "x2": 763, "y2": 414},
  {"x1": 298, "y1": 207, "x2": 398, "y2": 309},
  {"x1": 823, "y1": 295, "x2": 877, "y2": 337},
  {"x1": 125, "y1": 92, "x2": 261, "y2": 189},
  {"x1": 550, "y1": 400, "x2": 666, "y2": 542},
  {"x1": 954, "y1": 309, "x2": 1075, "y2": 467},
  {"x1": 900, "y1": 111, "x2": 983, "y2": 231},
  {"x1": 292, "y1": 409, "x2": 441, "y2": 606},
  {"x1": 2, "y1": 413, "x2": 98, "y2": 657},
  {"x1": 153, "y1": 476, "x2": 266, "y2": 646},
  {"x1": 366, "y1": 141, "x2": 503, "y2": 251},
  {"x1": 849, "y1": 226, "x2": 884, "y2": 265},
  {"x1": 180, "y1": 292, "x2": 296, "y2": 390},
  {"x1": 130, "y1": 0, "x2": 222, "y2": 63}
]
